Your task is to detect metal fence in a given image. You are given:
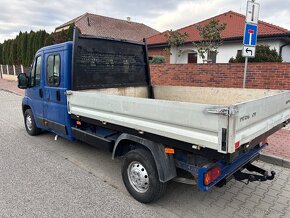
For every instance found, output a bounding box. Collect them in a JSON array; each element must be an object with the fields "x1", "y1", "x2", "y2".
[{"x1": 0, "y1": 64, "x2": 28, "y2": 79}]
